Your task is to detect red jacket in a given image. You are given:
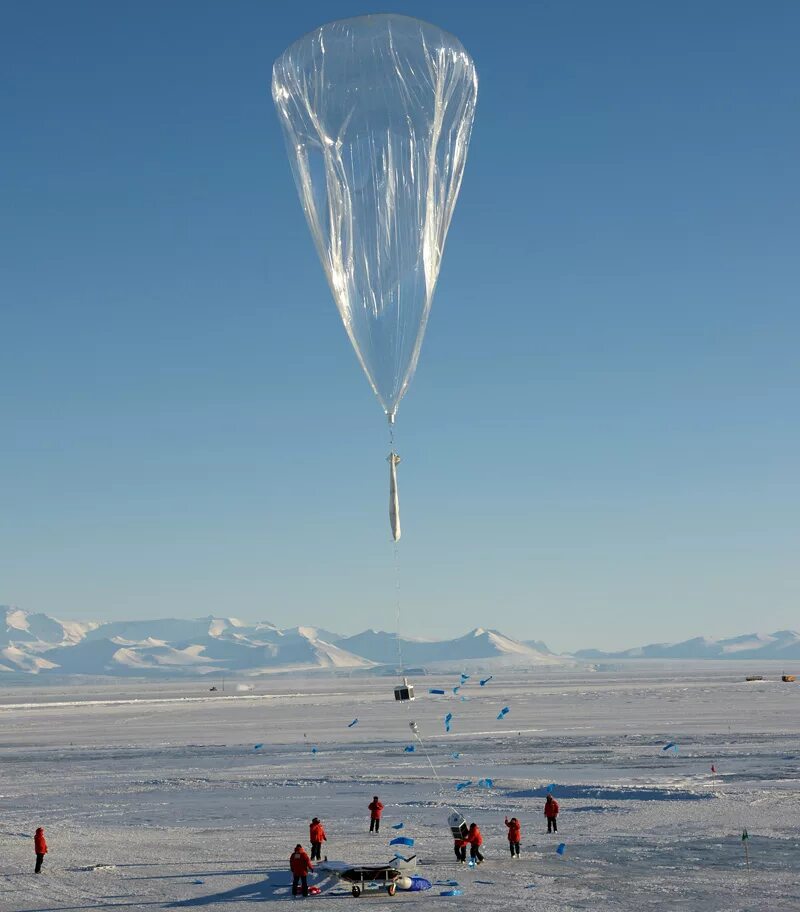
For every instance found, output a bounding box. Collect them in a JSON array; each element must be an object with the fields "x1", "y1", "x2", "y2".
[
  {"x1": 310, "y1": 822, "x2": 326, "y2": 843},
  {"x1": 468, "y1": 825, "x2": 482, "y2": 847},
  {"x1": 454, "y1": 838, "x2": 468, "y2": 848},
  {"x1": 505, "y1": 818, "x2": 521, "y2": 842},
  {"x1": 544, "y1": 797, "x2": 559, "y2": 818},
  {"x1": 290, "y1": 848, "x2": 313, "y2": 876},
  {"x1": 368, "y1": 800, "x2": 384, "y2": 820},
  {"x1": 34, "y1": 831, "x2": 48, "y2": 854}
]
